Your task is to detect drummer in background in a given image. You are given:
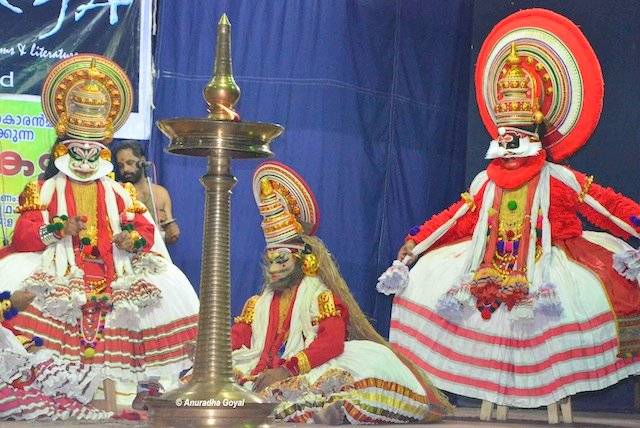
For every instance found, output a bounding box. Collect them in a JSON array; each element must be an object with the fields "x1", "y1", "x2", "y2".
[{"x1": 114, "y1": 140, "x2": 180, "y2": 245}]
